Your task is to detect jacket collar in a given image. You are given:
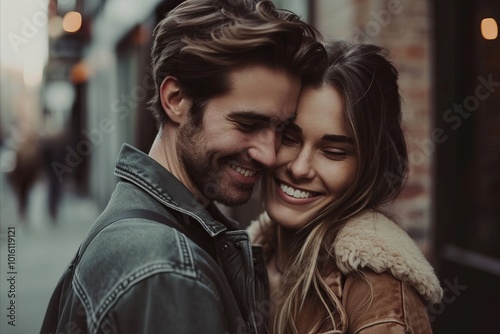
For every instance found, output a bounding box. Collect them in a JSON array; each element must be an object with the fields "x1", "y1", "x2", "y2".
[
  {"x1": 248, "y1": 210, "x2": 443, "y2": 304},
  {"x1": 113, "y1": 144, "x2": 239, "y2": 237},
  {"x1": 333, "y1": 210, "x2": 443, "y2": 304}
]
